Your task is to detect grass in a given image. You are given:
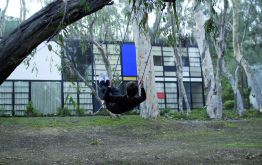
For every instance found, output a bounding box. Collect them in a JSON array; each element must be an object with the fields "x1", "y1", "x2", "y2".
[
  {"x1": 0, "y1": 115, "x2": 154, "y2": 128},
  {"x1": 225, "y1": 142, "x2": 262, "y2": 148},
  {"x1": 0, "y1": 109, "x2": 261, "y2": 129}
]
